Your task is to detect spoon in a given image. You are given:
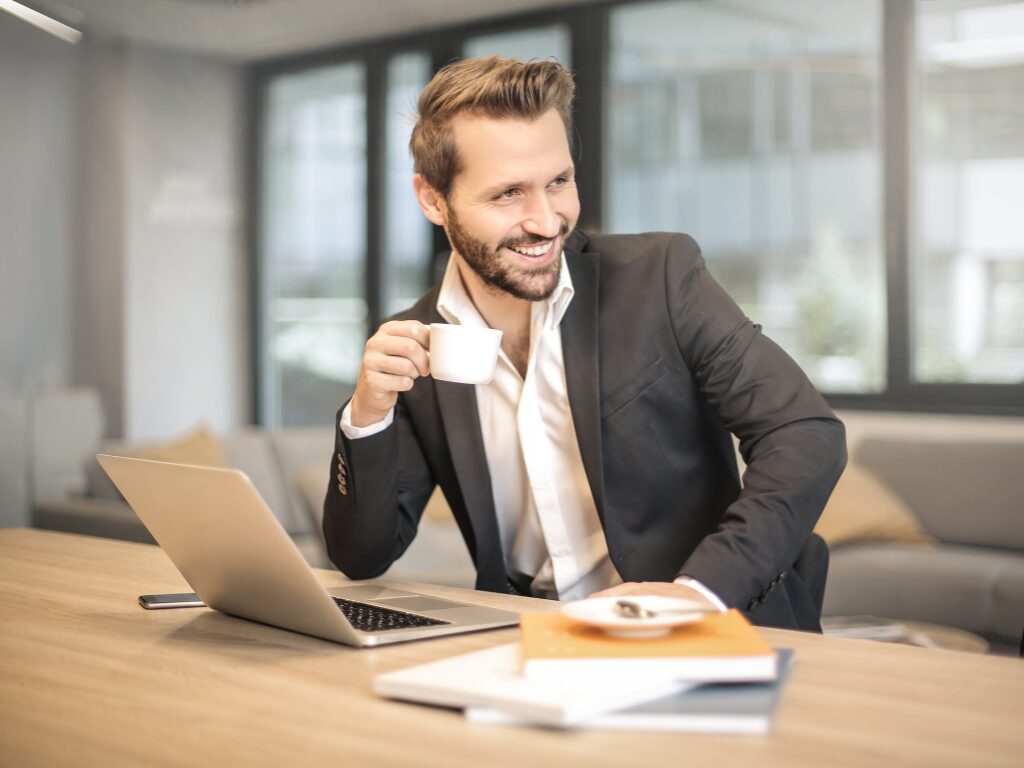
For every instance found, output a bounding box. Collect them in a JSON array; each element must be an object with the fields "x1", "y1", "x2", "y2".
[{"x1": 613, "y1": 599, "x2": 721, "y2": 620}]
